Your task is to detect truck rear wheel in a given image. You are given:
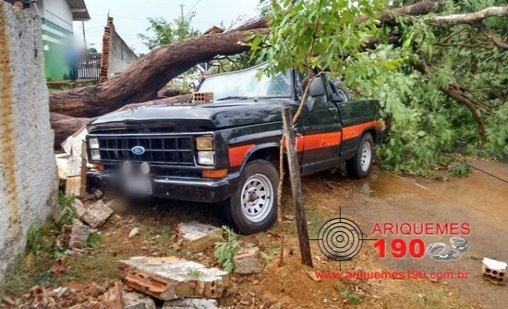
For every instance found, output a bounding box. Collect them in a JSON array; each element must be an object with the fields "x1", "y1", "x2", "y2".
[
  {"x1": 346, "y1": 133, "x2": 374, "y2": 179},
  {"x1": 223, "y1": 159, "x2": 278, "y2": 235}
]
